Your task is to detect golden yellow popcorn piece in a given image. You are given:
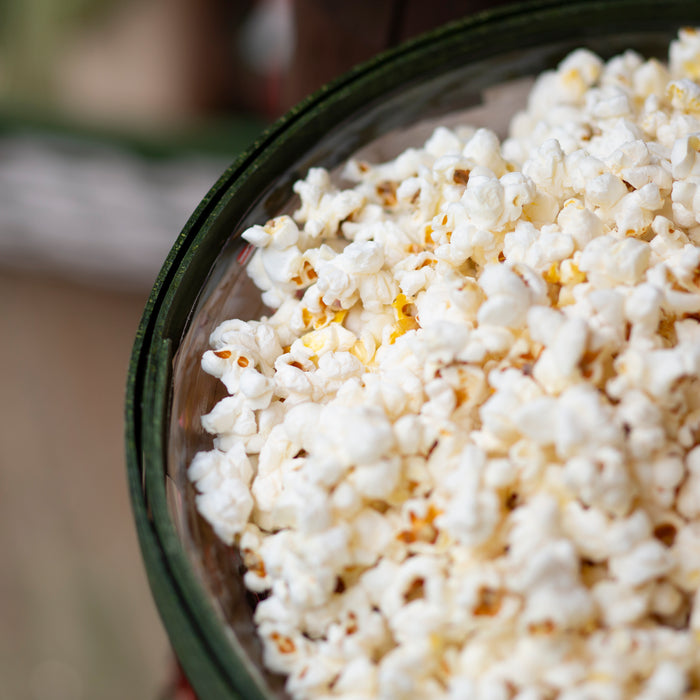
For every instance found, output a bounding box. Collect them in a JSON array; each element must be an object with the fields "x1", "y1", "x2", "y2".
[
  {"x1": 349, "y1": 339, "x2": 374, "y2": 365},
  {"x1": 388, "y1": 293, "x2": 420, "y2": 344},
  {"x1": 300, "y1": 330, "x2": 327, "y2": 355},
  {"x1": 301, "y1": 305, "x2": 347, "y2": 331},
  {"x1": 559, "y1": 259, "x2": 586, "y2": 285},
  {"x1": 543, "y1": 262, "x2": 561, "y2": 285},
  {"x1": 396, "y1": 504, "x2": 442, "y2": 544}
]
